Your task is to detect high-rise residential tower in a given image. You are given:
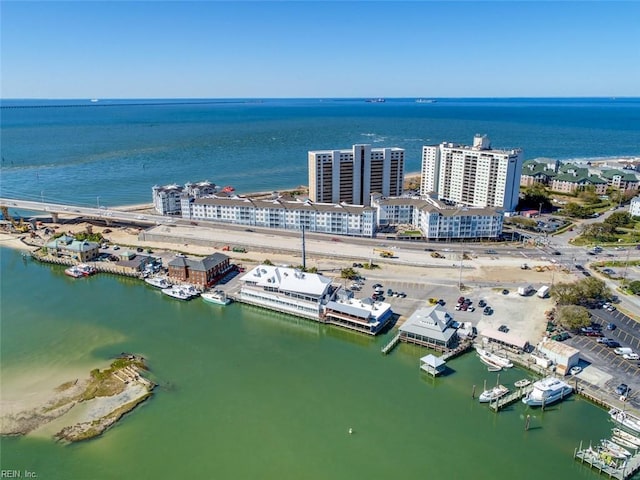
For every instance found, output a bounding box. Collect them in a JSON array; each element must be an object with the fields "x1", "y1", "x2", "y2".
[
  {"x1": 420, "y1": 134, "x2": 523, "y2": 211},
  {"x1": 308, "y1": 144, "x2": 404, "y2": 206}
]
